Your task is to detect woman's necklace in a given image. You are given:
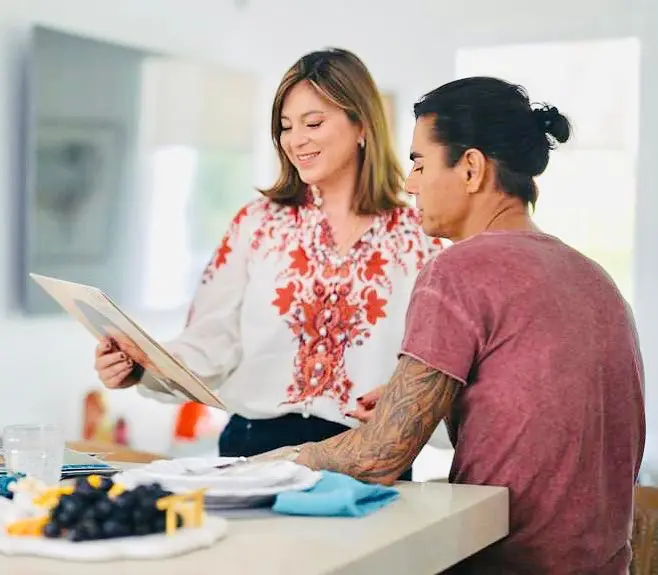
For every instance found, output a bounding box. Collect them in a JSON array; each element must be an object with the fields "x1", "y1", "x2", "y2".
[
  {"x1": 333, "y1": 217, "x2": 364, "y2": 257},
  {"x1": 310, "y1": 185, "x2": 373, "y2": 262}
]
